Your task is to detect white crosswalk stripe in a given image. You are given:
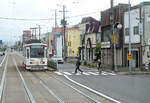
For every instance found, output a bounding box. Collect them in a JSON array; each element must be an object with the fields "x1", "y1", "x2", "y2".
[
  {"x1": 101, "y1": 72, "x2": 108, "y2": 75},
  {"x1": 55, "y1": 71, "x2": 63, "y2": 75},
  {"x1": 82, "y1": 72, "x2": 90, "y2": 75},
  {"x1": 88, "y1": 72, "x2": 99, "y2": 75},
  {"x1": 103, "y1": 72, "x2": 116, "y2": 75},
  {"x1": 63, "y1": 72, "x2": 72, "y2": 75},
  {"x1": 54, "y1": 71, "x2": 116, "y2": 76}
]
